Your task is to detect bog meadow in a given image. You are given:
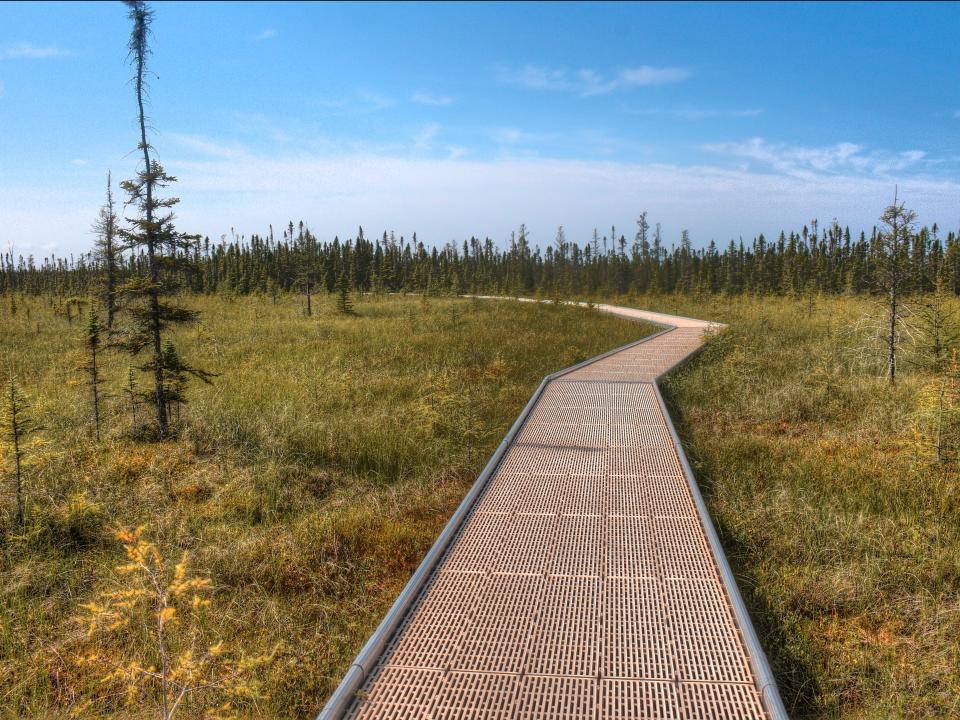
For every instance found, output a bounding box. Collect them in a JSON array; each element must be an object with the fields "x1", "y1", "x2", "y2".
[{"x1": 2, "y1": 2, "x2": 959, "y2": 719}]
